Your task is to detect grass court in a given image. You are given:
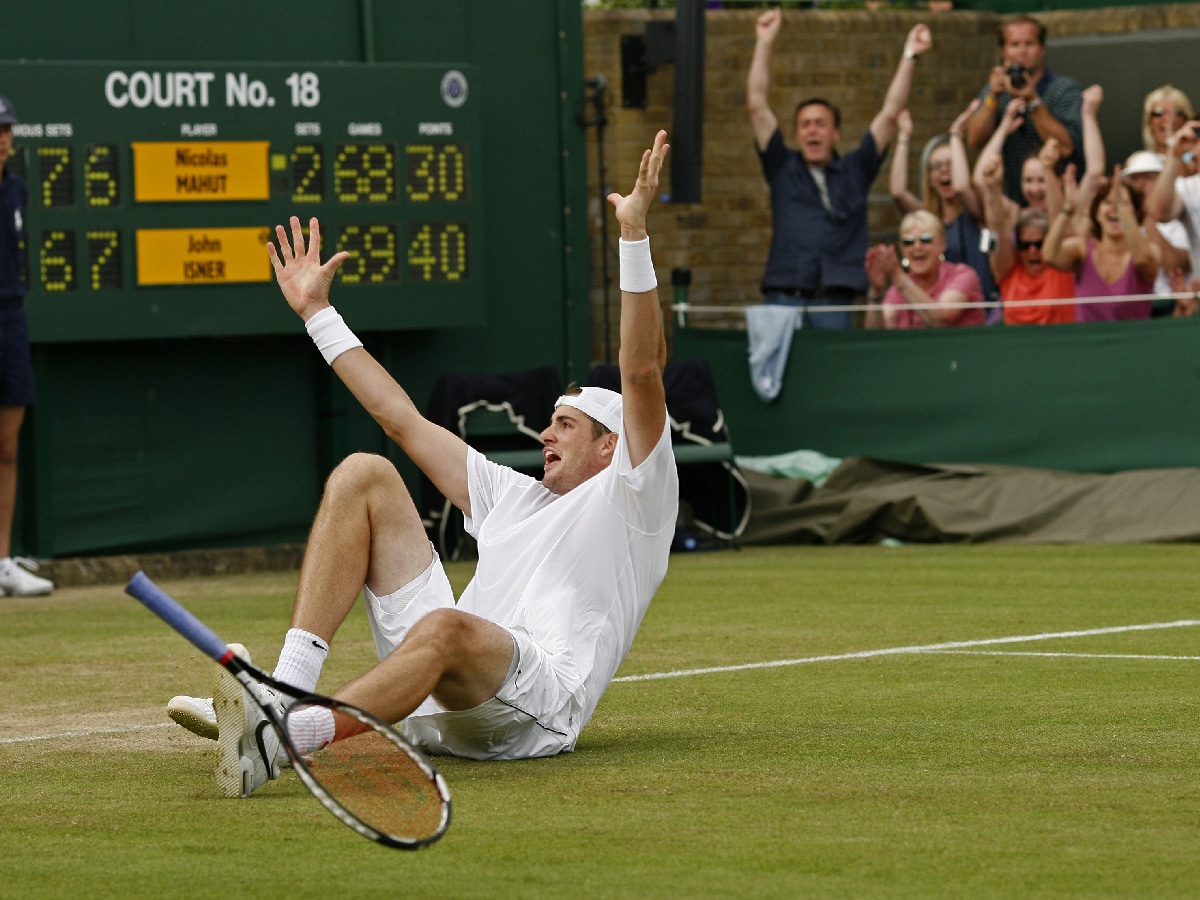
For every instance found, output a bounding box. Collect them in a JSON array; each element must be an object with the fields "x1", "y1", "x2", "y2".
[{"x1": 4, "y1": 543, "x2": 1200, "y2": 896}]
